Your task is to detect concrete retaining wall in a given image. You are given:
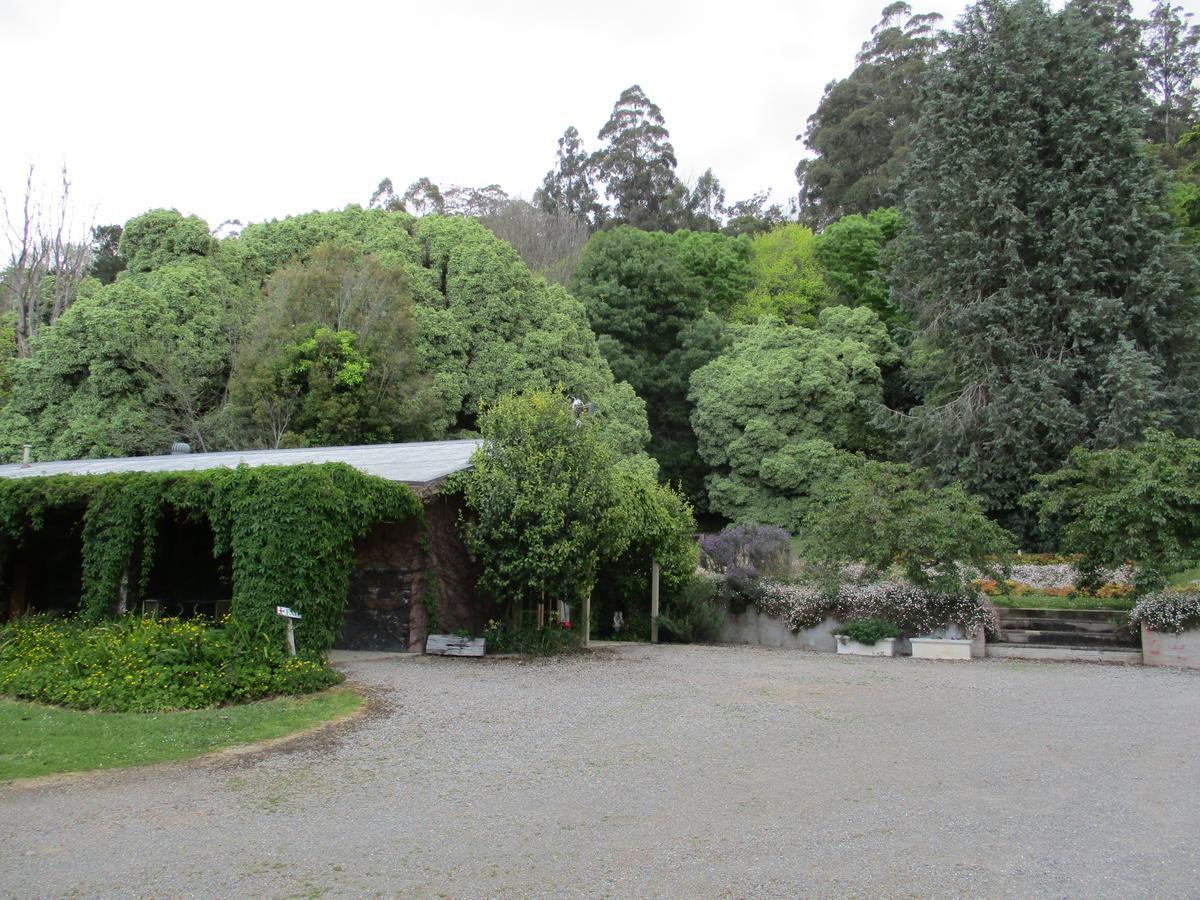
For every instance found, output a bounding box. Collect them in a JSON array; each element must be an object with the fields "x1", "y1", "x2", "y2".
[
  {"x1": 720, "y1": 607, "x2": 984, "y2": 658},
  {"x1": 720, "y1": 608, "x2": 842, "y2": 652},
  {"x1": 1142, "y1": 625, "x2": 1200, "y2": 670}
]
